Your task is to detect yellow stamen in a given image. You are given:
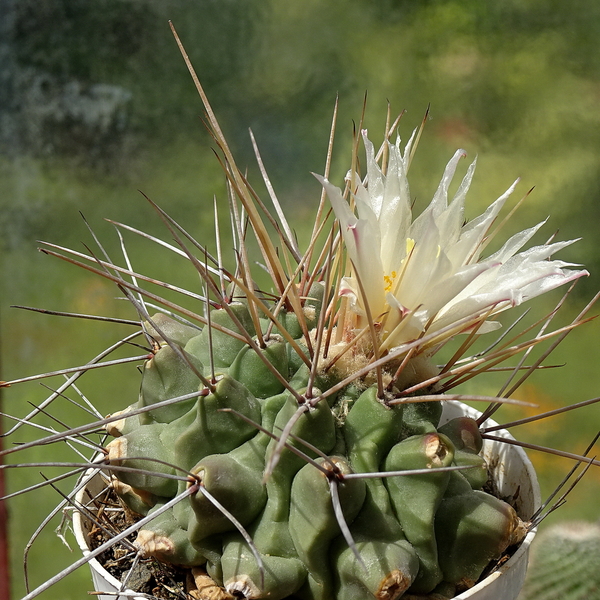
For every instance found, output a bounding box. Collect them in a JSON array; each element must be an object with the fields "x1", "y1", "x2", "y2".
[
  {"x1": 384, "y1": 270, "x2": 398, "y2": 293},
  {"x1": 383, "y1": 239, "x2": 416, "y2": 294}
]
